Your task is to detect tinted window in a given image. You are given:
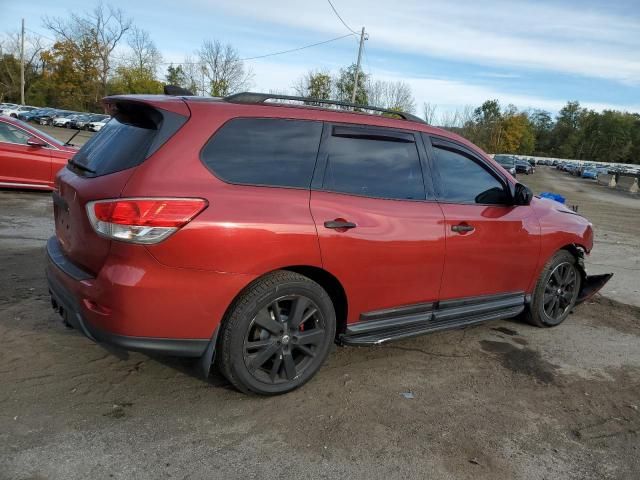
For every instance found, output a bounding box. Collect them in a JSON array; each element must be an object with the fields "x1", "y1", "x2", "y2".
[
  {"x1": 70, "y1": 104, "x2": 184, "y2": 177},
  {"x1": 432, "y1": 145, "x2": 508, "y2": 204},
  {"x1": 201, "y1": 118, "x2": 323, "y2": 188},
  {"x1": 321, "y1": 131, "x2": 425, "y2": 200},
  {"x1": 0, "y1": 122, "x2": 31, "y2": 144}
]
